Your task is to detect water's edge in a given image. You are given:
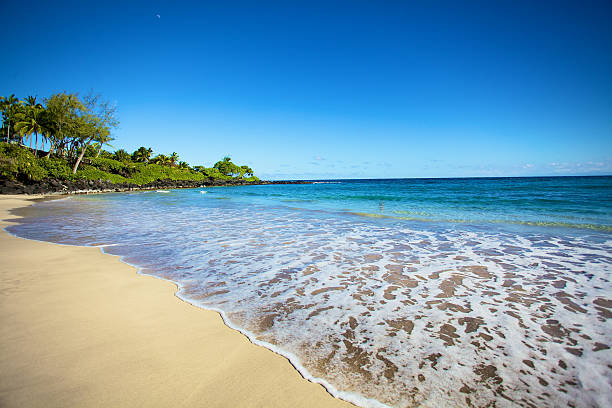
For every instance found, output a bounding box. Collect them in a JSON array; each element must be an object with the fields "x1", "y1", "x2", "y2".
[
  {"x1": 7, "y1": 183, "x2": 612, "y2": 407},
  {"x1": 2, "y1": 197, "x2": 388, "y2": 408}
]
